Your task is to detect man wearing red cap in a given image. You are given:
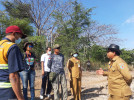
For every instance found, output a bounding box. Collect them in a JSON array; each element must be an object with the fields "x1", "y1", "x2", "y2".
[{"x1": 0, "y1": 25, "x2": 27, "y2": 100}]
